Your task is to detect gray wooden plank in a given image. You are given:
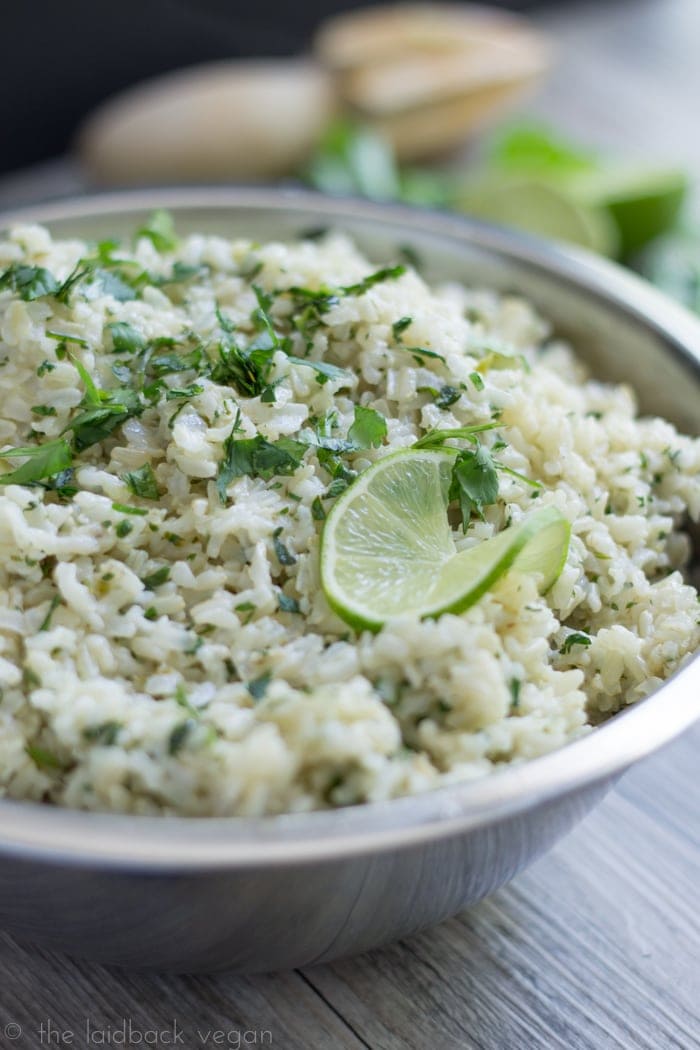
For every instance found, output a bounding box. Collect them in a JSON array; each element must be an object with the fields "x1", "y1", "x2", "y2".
[
  {"x1": 0, "y1": 933, "x2": 366, "y2": 1050},
  {"x1": 301, "y1": 727, "x2": 700, "y2": 1050}
]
